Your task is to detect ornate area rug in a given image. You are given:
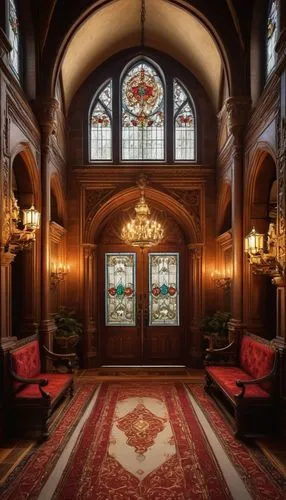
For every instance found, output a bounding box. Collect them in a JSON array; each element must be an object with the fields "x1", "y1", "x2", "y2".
[
  {"x1": 0, "y1": 383, "x2": 98, "y2": 500},
  {"x1": 187, "y1": 384, "x2": 286, "y2": 500},
  {"x1": 53, "y1": 382, "x2": 231, "y2": 499}
]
